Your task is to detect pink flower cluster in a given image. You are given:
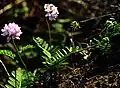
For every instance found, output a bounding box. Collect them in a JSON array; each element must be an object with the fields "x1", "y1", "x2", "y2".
[
  {"x1": 44, "y1": 4, "x2": 59, "y2": 21},
  {"x1": 1, "y1": 23, "x2": 22, "y2": 42}
]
